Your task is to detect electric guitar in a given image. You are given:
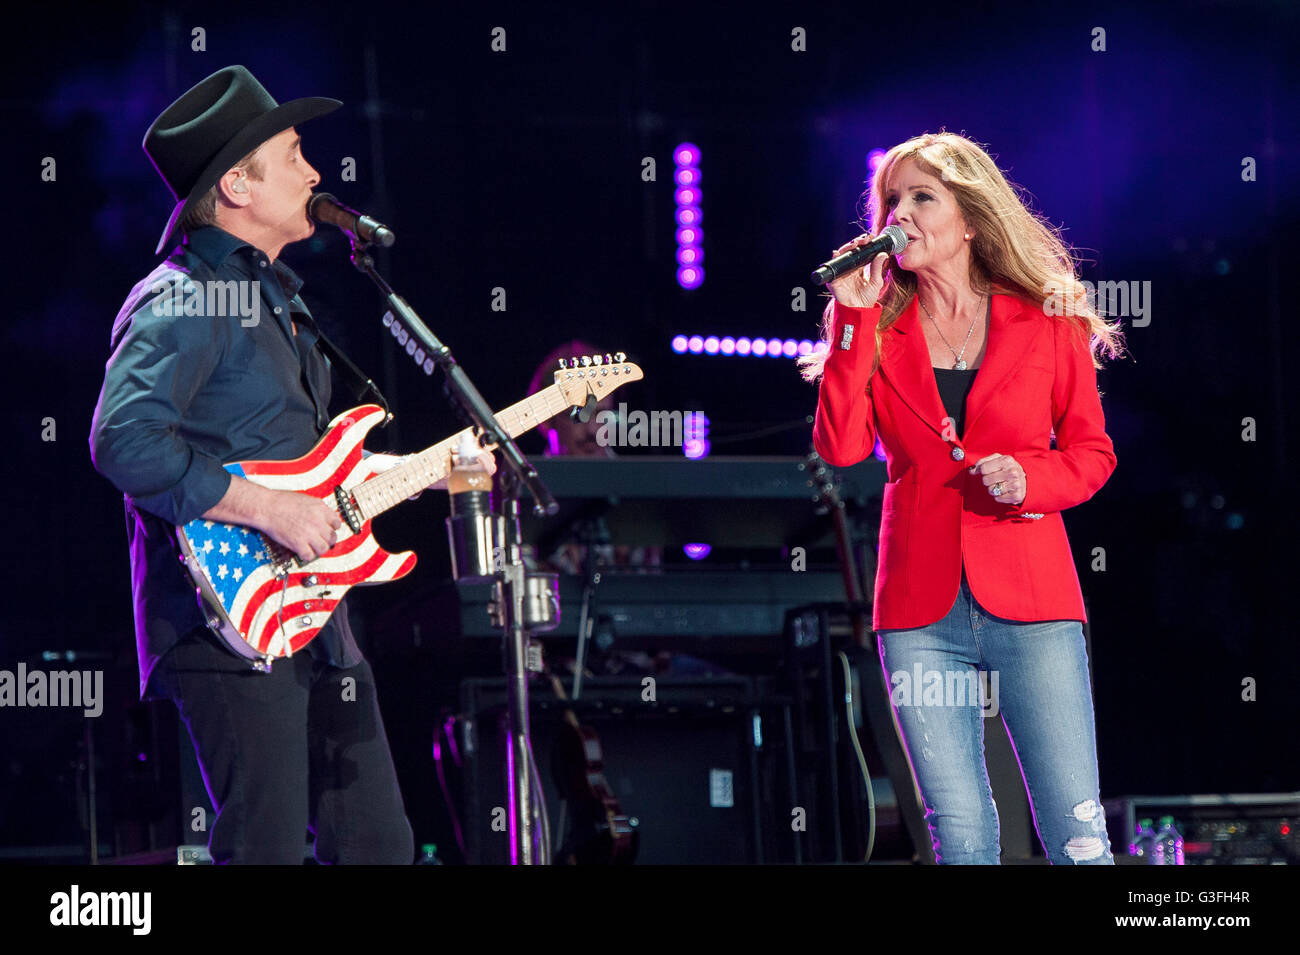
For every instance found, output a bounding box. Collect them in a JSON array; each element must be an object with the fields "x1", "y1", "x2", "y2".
[{"x1": 176, "y1": 354, "x2": 643, "y2": 669}]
